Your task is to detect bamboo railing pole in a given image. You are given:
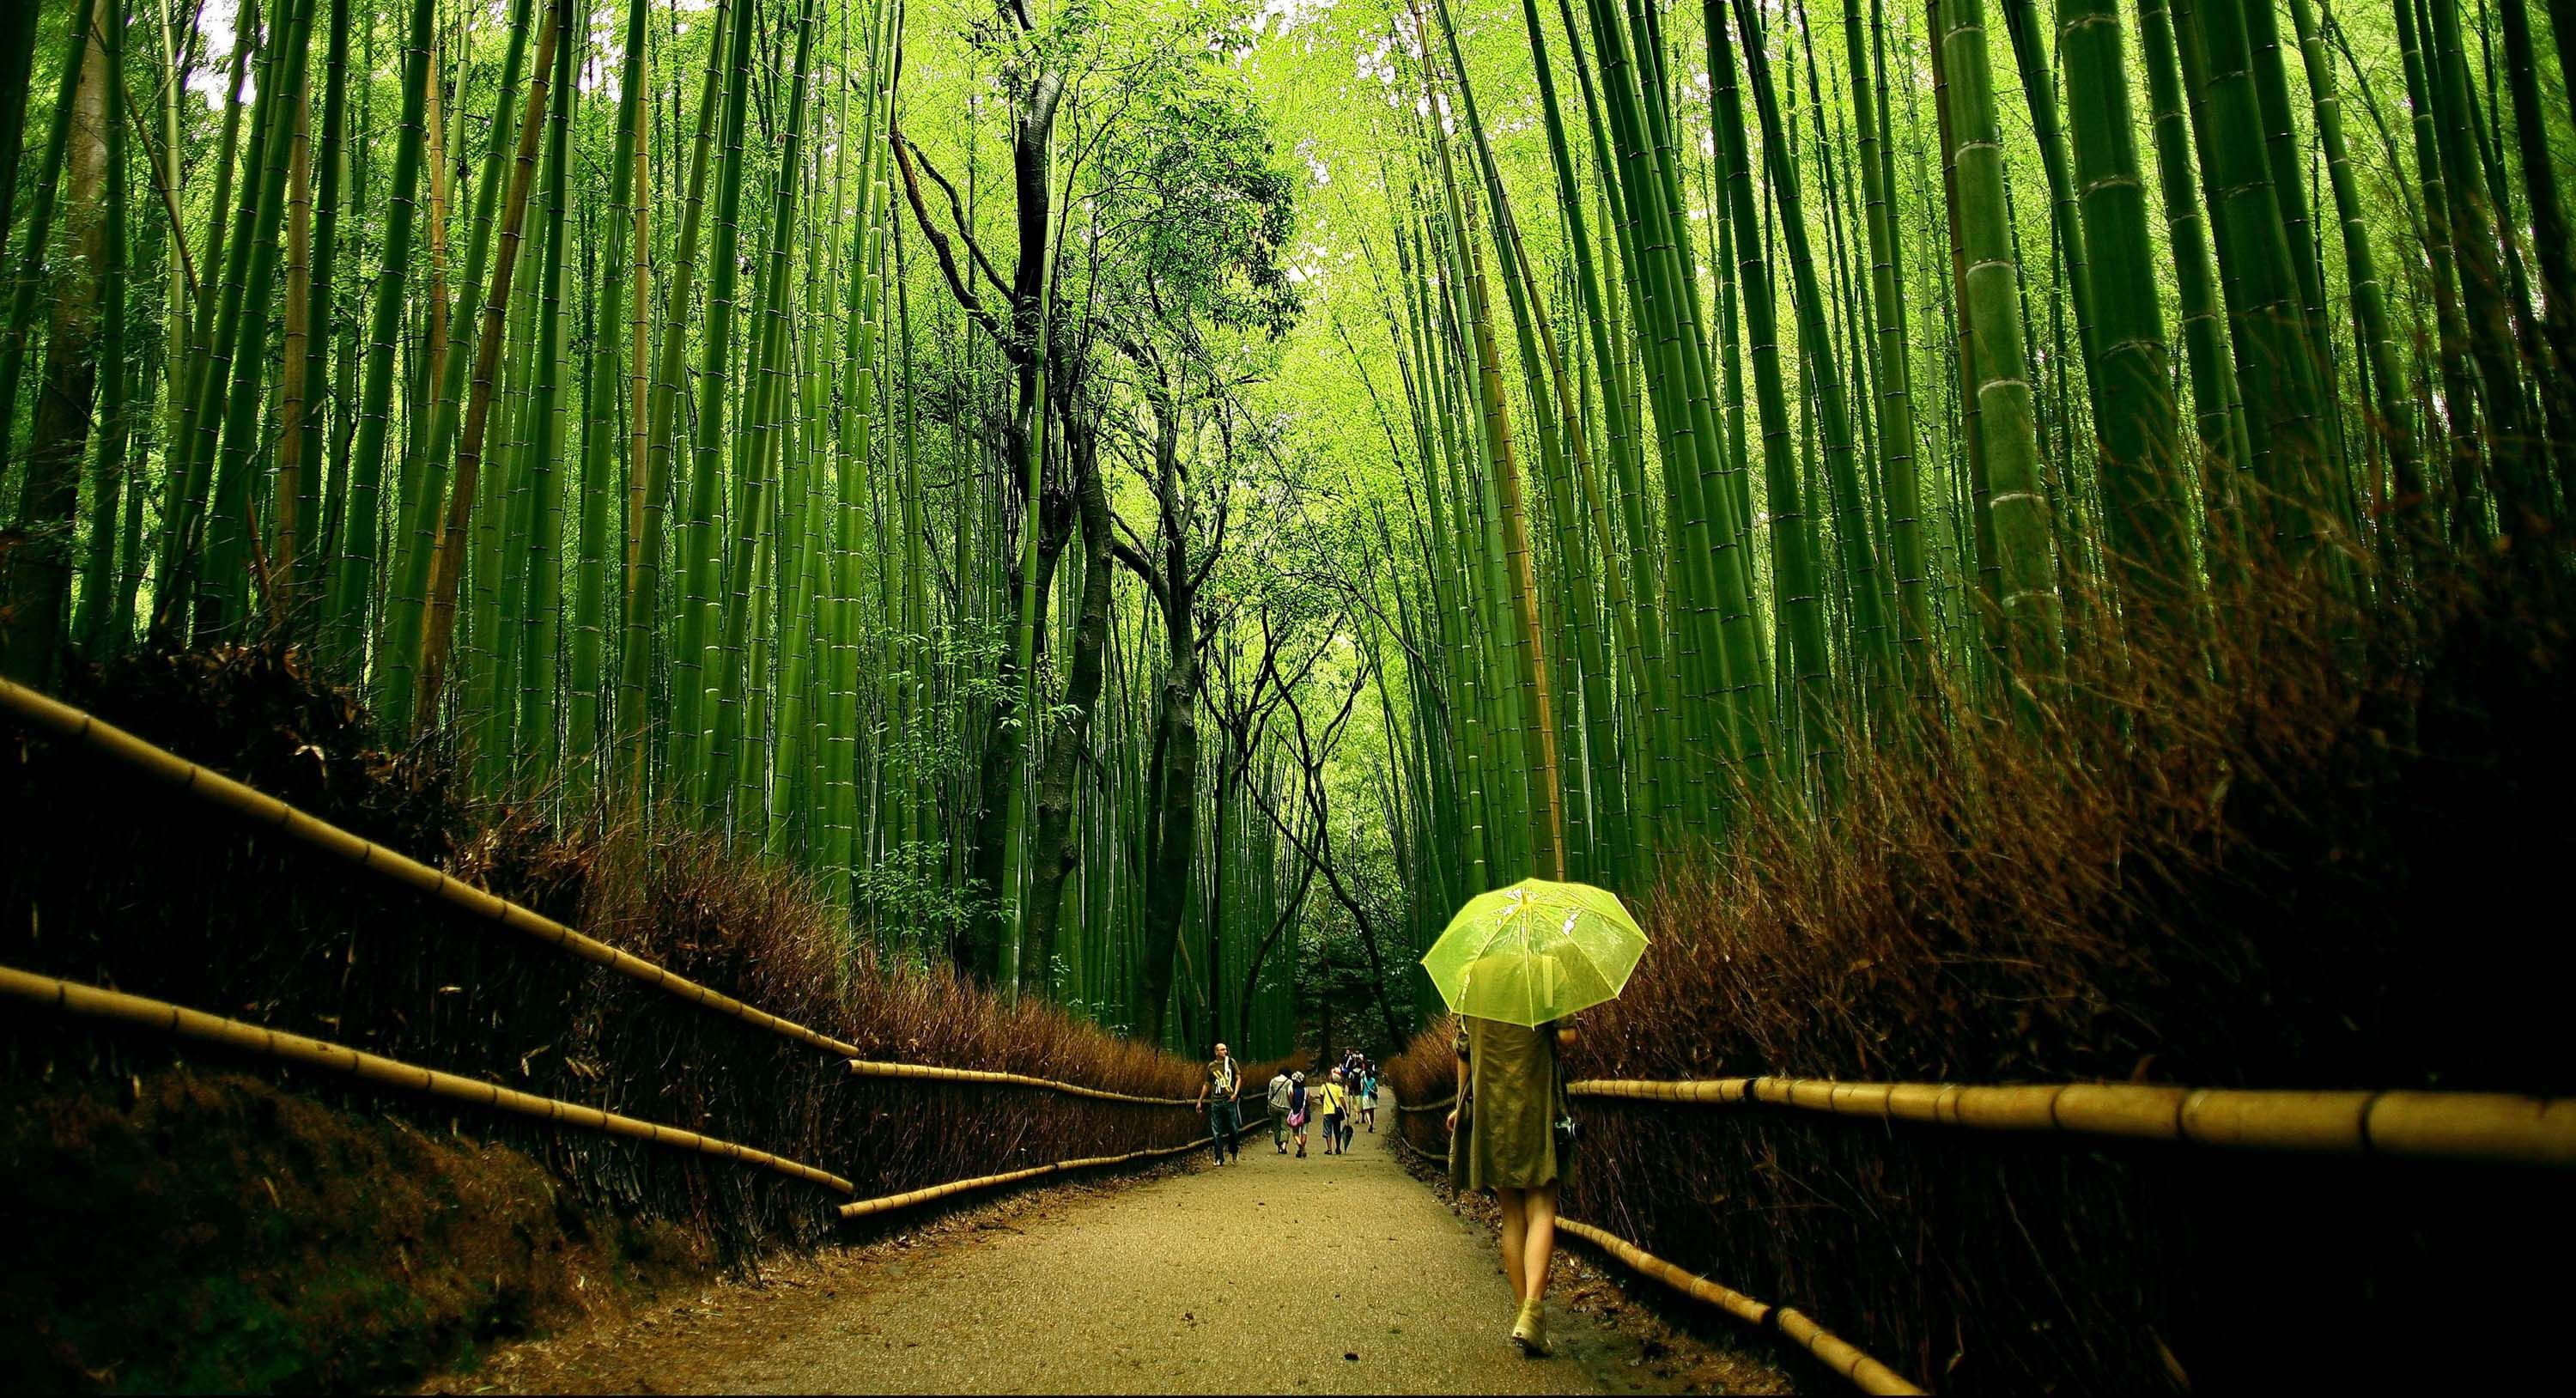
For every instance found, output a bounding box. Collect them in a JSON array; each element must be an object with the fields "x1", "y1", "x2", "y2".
[
  {"x1": 835, "y1": 1113, "x2": 1273, "y2": 1221},
  {"x1": 1564, "y1": 1075, "x2": 2576, "y2": 1166},
  {"x1": 843, "y1": 1058, "x2": 1205, "y2": 1107},
  {"x1": 1554, "y1": 1218, "x2": 1925, "y2": 1395},
  {"x1": 0, "y1": 677, "x2": 862, "y2": 1060},
  {"x1": 0, "y1": 963, "x2": 855, "y2": 1194}
]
